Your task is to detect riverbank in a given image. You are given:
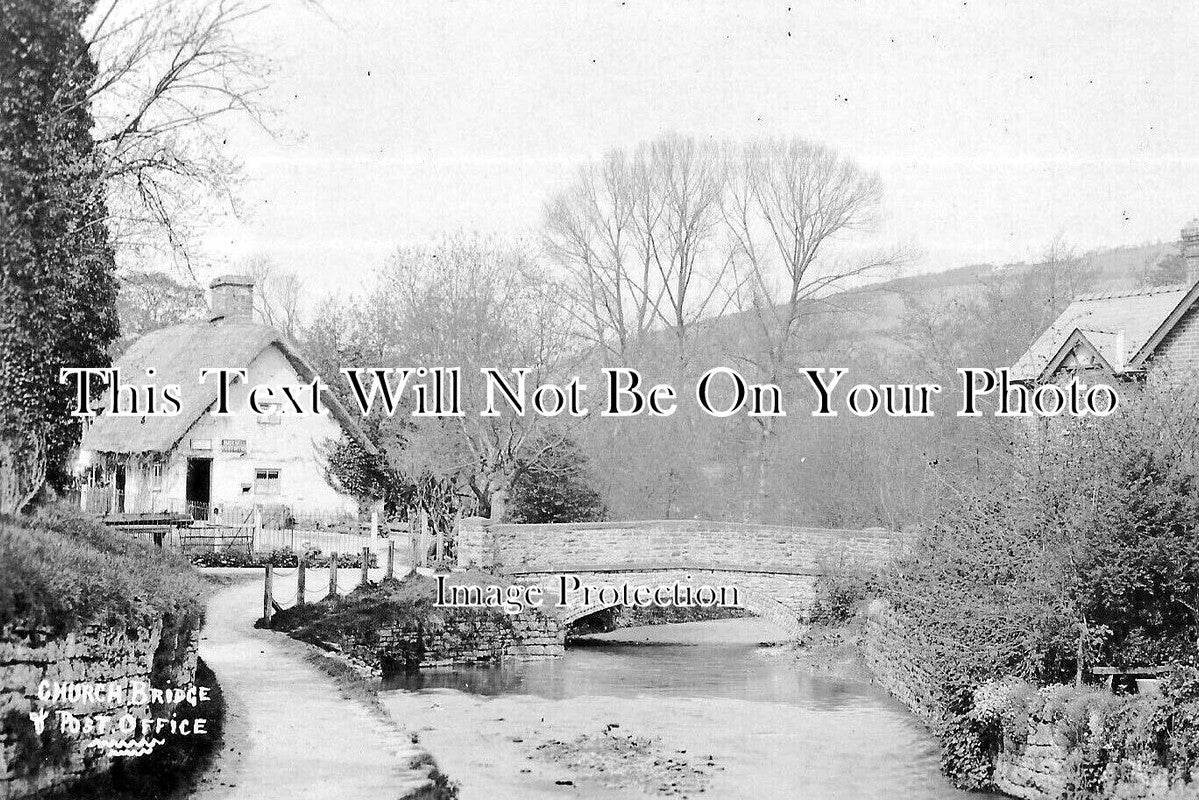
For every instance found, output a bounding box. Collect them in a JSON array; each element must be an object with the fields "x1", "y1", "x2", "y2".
[{"x1": 189, "y1": 570, "x2": 448, "y2": 800}]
